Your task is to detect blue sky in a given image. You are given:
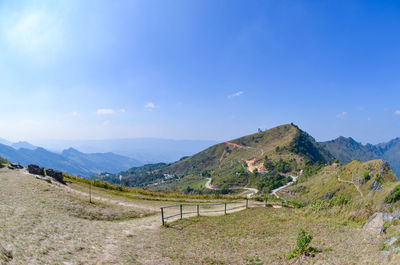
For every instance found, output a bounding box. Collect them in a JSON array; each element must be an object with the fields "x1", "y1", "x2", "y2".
[{"x1": 1, "y1": 0, "x2": 400, "y2": 144}]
